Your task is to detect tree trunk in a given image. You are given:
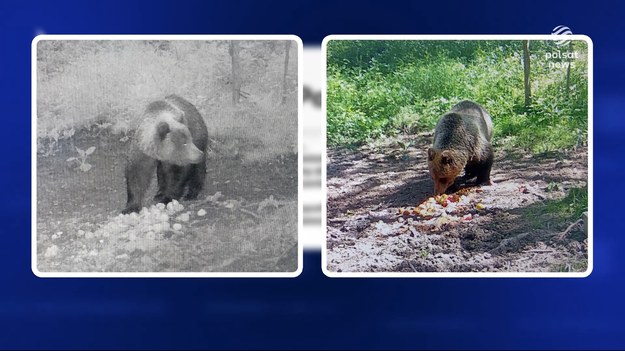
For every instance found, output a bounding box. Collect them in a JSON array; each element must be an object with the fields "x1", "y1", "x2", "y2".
[
  {"x1": 229, "y1": 41, "x2": 240, "y2": 105},
  {"x1": 522, "y1": 40, "x2": 531, "y2": 107},
  {"x1": 565, "y1": 40, "x2": 572, "y2": 99},
  {"x1": 281, "y1": 41, "x2": 291, "y2": 105}
]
